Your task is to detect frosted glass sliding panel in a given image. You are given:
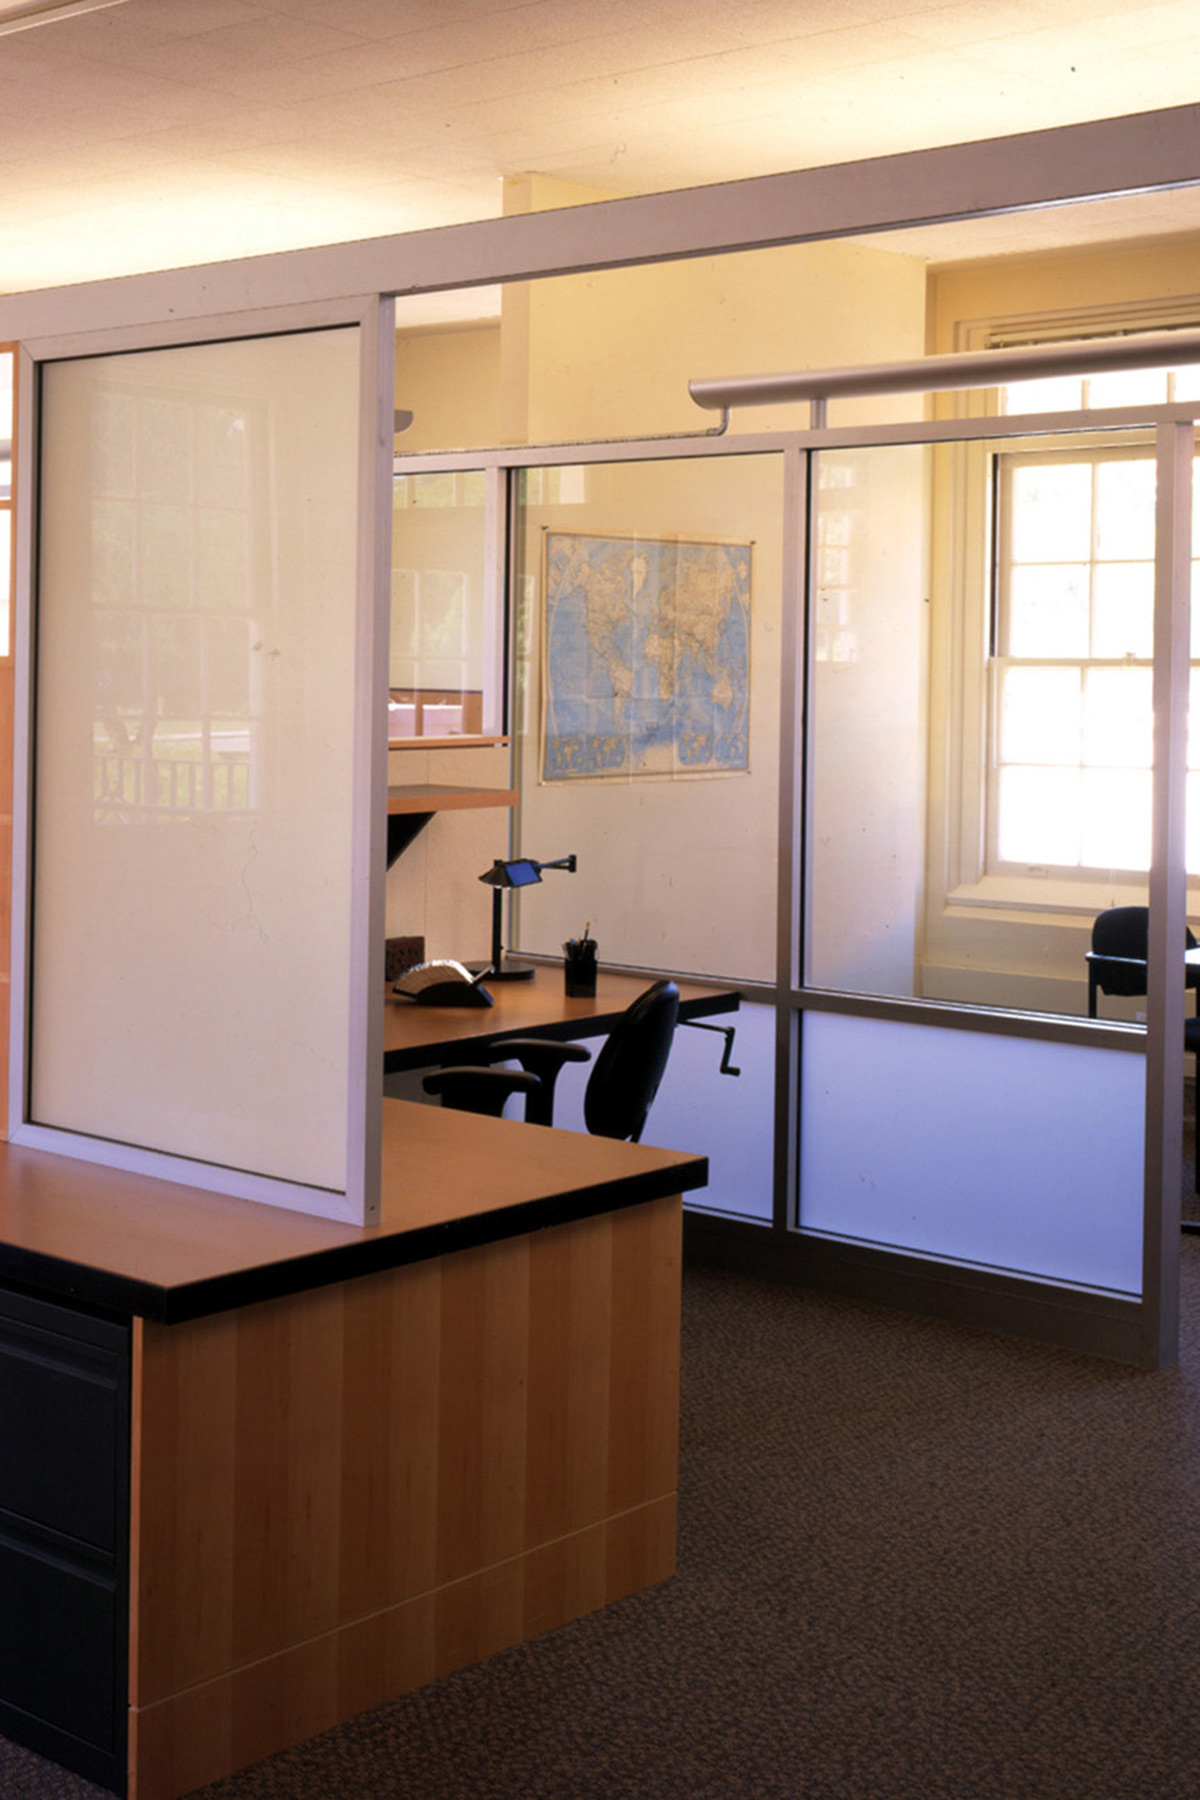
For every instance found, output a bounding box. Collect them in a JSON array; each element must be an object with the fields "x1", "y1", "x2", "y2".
[
  {"x1": 511, "y1": 454, "x2": 781, "y2": 984},
  {"x1": 32, "y1": 329, "x2": 360, "y2": 1193},
  {"x1": 799, "y1": 1010, "x2": 1143, "y2": 1293}
]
